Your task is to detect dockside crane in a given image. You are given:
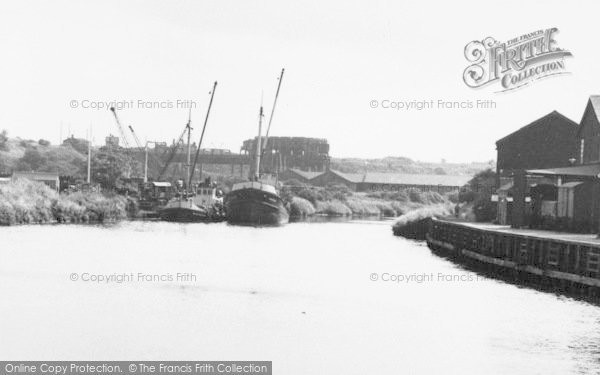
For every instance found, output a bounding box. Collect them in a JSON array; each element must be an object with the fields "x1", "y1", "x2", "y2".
[
  {"x1": 109, "y1": 107, "x2": 131, "y2": 149},
  {"x1": 128, "y1": 124, "x2": 164, "y2": 183},
  {"x1": 157, "y1": 124, "x2": 189, "y2": 182}
]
